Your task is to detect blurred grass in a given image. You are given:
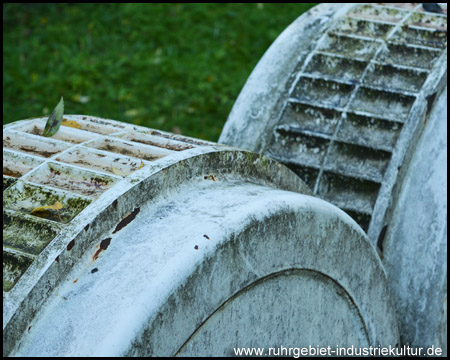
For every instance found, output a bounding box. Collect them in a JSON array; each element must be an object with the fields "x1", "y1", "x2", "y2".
[{"x1": 3, "y1": 3, "x2": 317, "y2": 141}]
